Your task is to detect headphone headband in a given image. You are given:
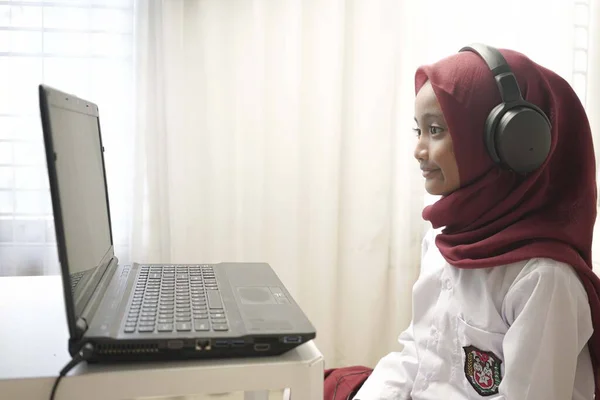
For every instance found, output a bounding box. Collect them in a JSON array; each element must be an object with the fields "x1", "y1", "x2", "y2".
[{"x1": 459, "y1": 44, "x2": 523, "y2": 103}]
